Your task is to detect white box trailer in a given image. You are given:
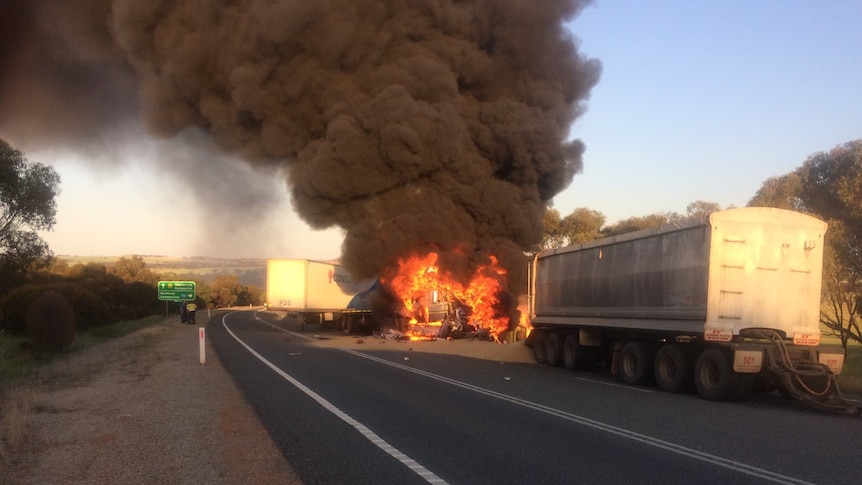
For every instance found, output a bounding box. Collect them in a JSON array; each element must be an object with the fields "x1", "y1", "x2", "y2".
[
  {"x1": 527, "y1": 207, "x2": 856, "y2": 413},
  {"x1": 266, "y1": 259, "x2": 376, "y2": 329}
]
